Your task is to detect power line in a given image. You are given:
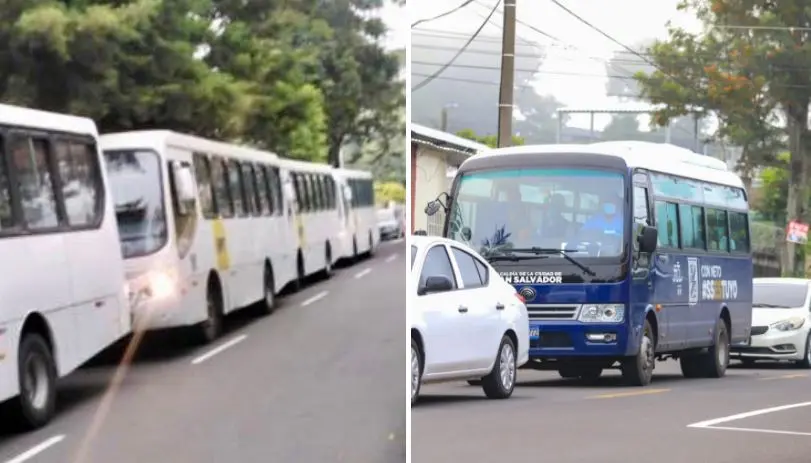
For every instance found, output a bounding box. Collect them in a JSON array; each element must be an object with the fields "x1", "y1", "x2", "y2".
[
  {"x1": 412, "y1": 60, "x2": 634, "y2": 77},
  {"x1": 411, "y1": 0, "x2": 475, "y2": 28},
  {"x1": 411, "y1": 0, "x2": 503, "y2": 92},
  {"x1": 471, "y1": 0, "x2": 561, "y2": 42}
]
